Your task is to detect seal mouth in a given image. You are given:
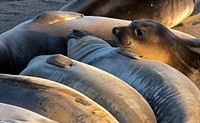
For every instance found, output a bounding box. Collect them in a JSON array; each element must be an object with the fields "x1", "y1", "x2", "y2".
[
  {"x1": 114, "y1": 49, "x2": 143, "y2": 60},
  {"x1": 112, "y1": 27, "x2": 122, "y2": 46}
]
